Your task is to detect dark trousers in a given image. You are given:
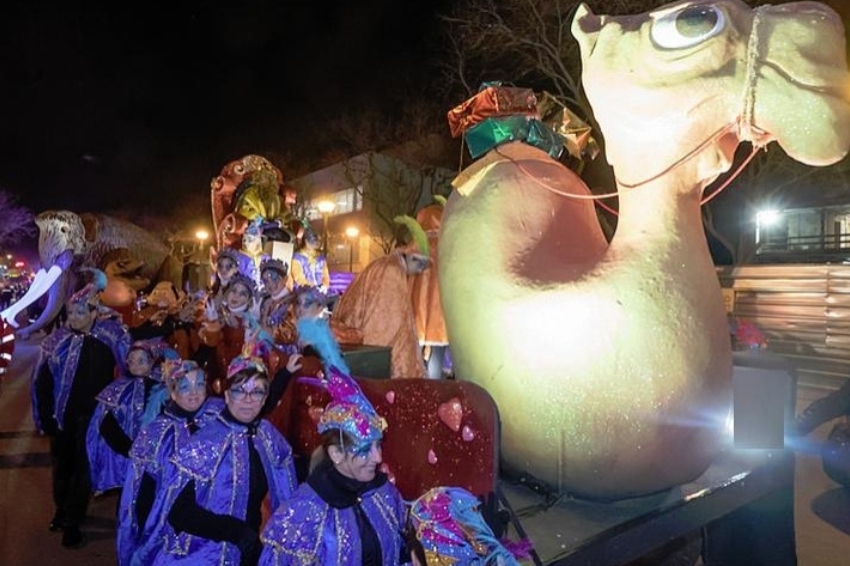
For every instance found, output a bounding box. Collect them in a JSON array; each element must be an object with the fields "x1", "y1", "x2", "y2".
[{"x1": 50, "y1": 416, "x2": 92, "y2": 527}]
